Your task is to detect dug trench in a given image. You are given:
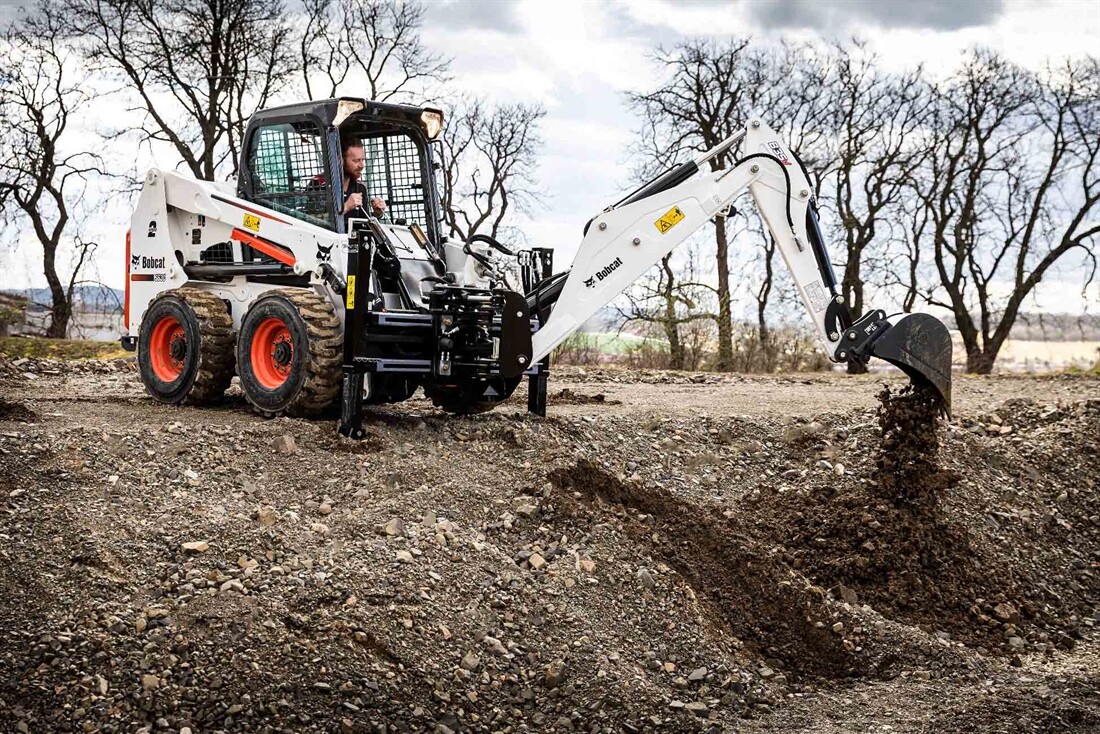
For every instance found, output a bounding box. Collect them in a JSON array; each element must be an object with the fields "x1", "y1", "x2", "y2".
[{"x1": 548, "y1": 382, "x2": 1097, "y2": 682}]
